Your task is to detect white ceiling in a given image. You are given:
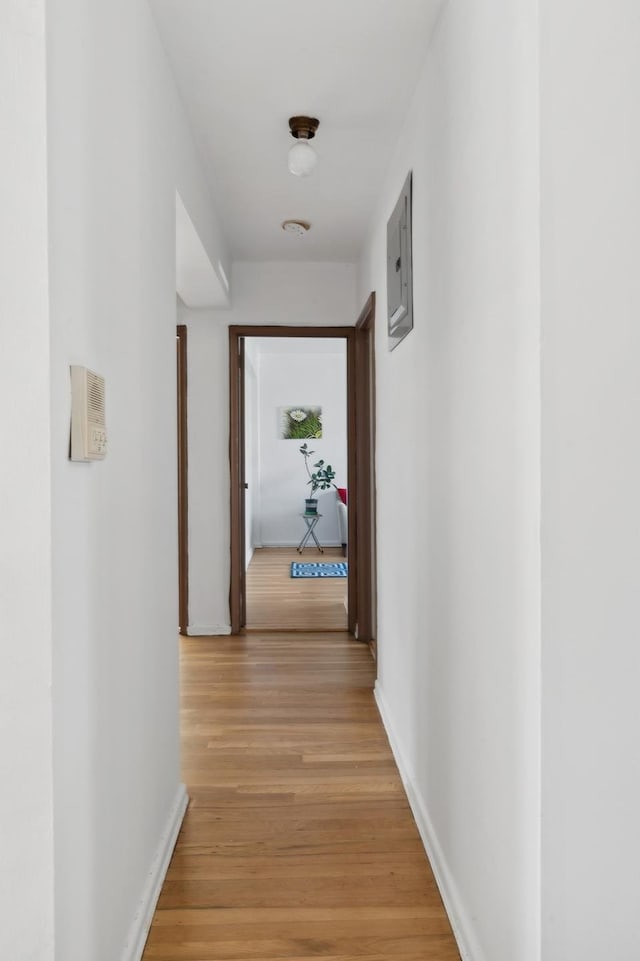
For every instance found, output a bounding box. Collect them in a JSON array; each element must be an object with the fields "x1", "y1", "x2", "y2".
[{"x1": 149, "y1": 0, "x2": 442, "y2": 262}]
